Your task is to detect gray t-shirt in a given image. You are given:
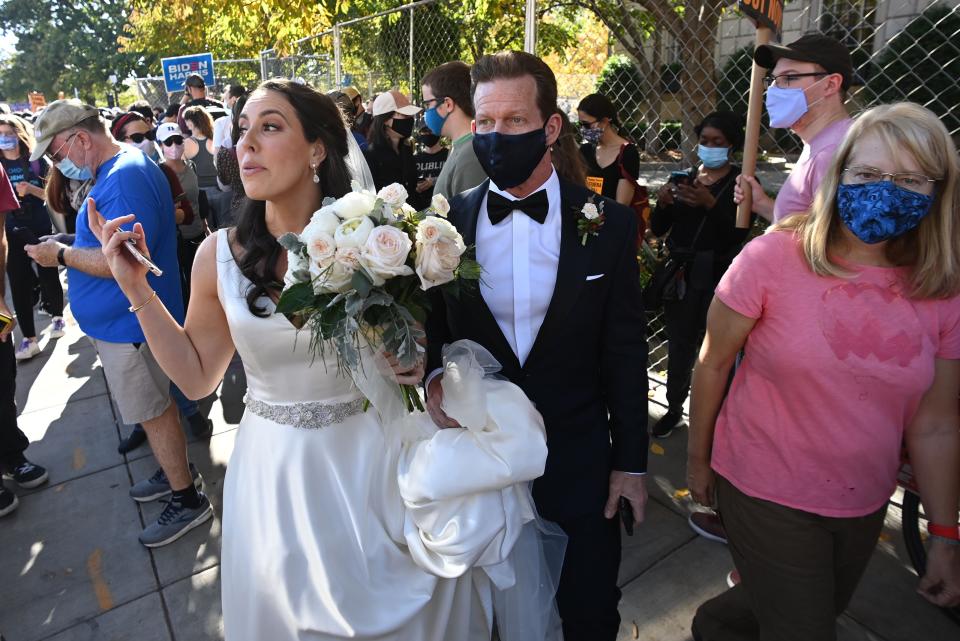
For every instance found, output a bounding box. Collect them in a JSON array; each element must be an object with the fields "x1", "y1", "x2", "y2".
[
  {"x1": 433, "y1": 133, "x2": 488, "y2": 200},
  {"x1": 168, "y1": 161, "x2": 204, "y2": 240}
]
